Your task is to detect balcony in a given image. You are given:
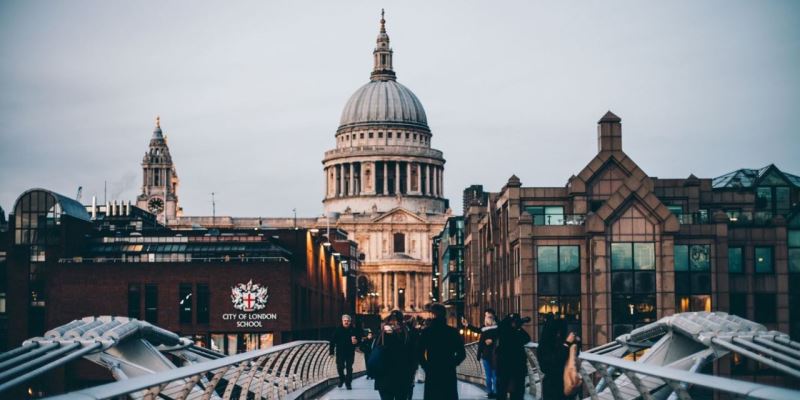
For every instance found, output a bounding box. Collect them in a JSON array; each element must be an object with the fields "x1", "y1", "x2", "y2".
[{"x1": 532, "y1": 214, "x2": 586, "y2": 226}]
